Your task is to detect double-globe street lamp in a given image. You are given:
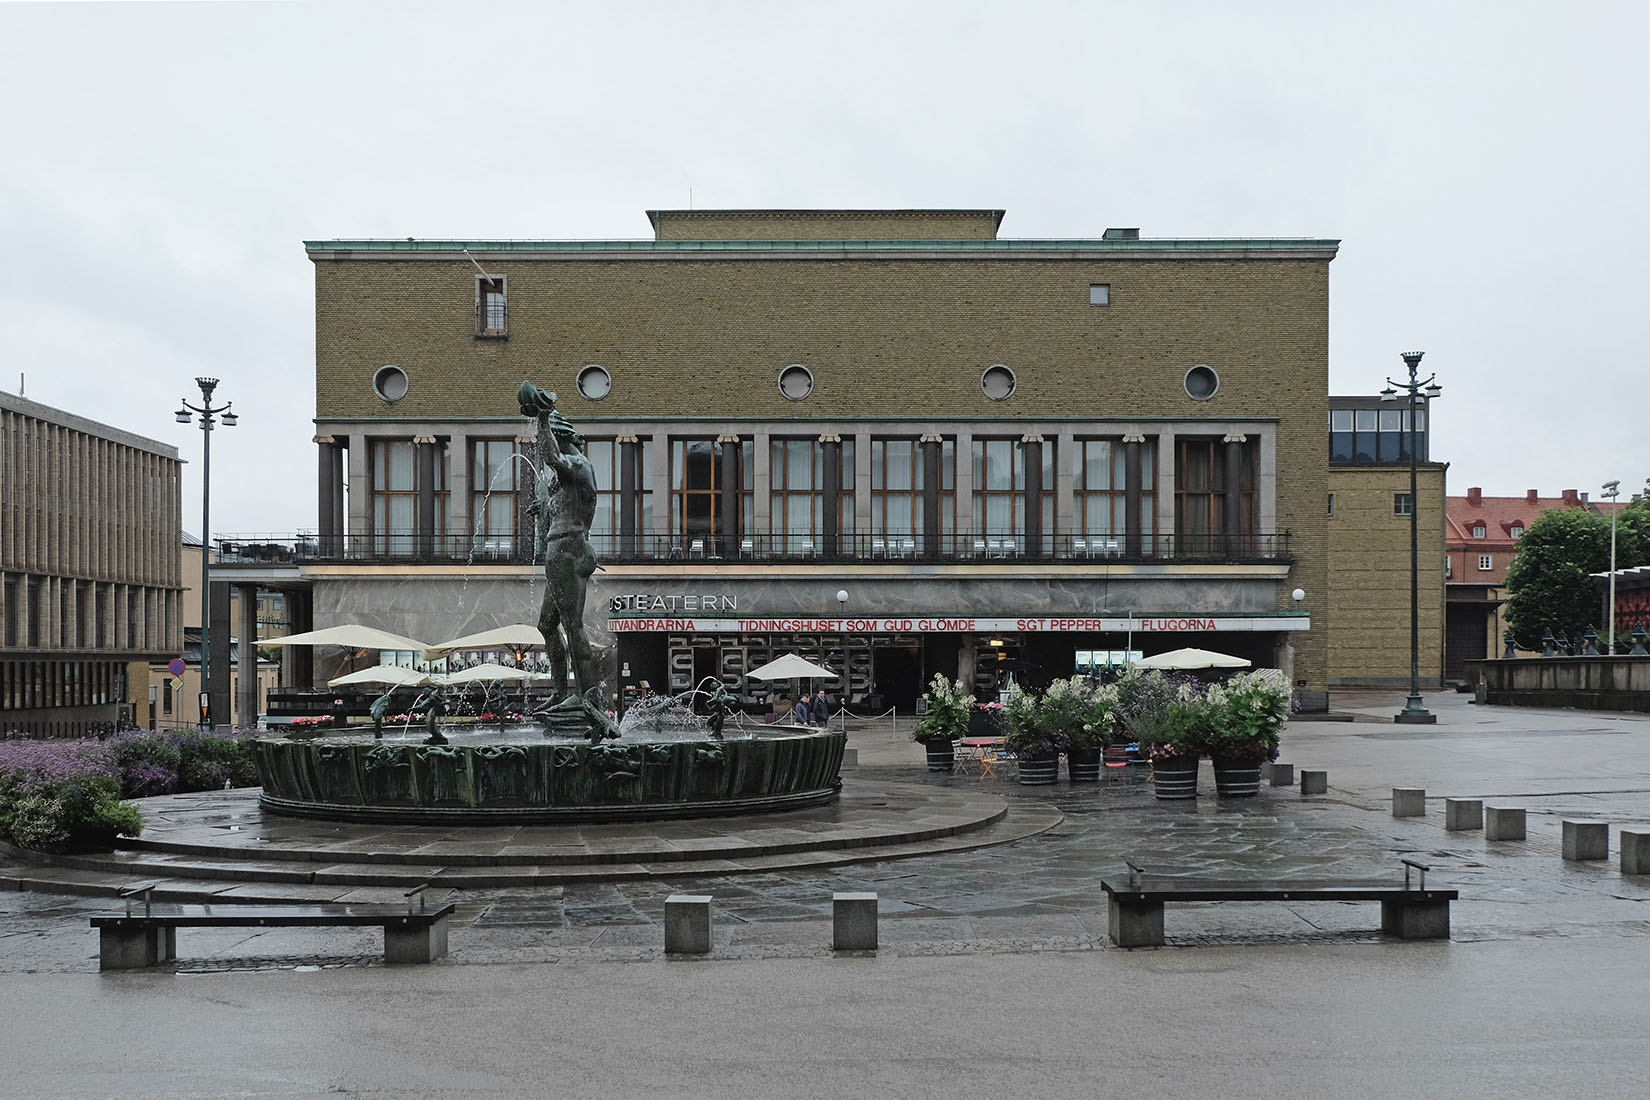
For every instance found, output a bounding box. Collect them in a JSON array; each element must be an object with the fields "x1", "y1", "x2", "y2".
[
  {"x1": 1382, "y1": 351, "x2": 1441, "y2": 724},
  {"x1": 175, "y1": 378, "x2": 237, "y2": 728}
]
